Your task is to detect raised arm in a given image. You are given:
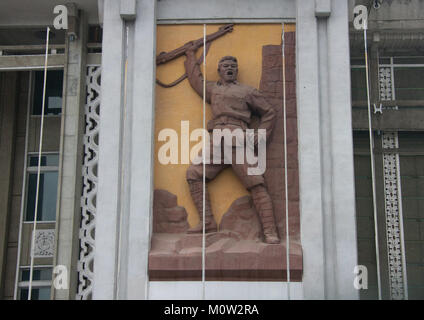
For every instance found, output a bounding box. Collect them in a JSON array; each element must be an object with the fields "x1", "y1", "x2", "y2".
[{"x1": 184, "y1": 48, "x2": 212, "y2": 103}]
